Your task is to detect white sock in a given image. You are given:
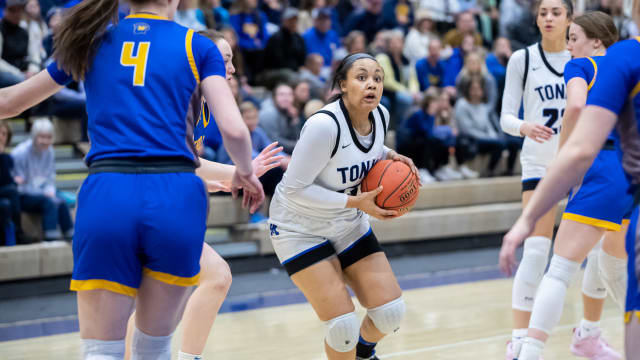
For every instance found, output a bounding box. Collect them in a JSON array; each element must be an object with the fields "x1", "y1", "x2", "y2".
[
  {"x1": 519, "y1": 337, "x2": 545, "y2": 360},
  {"x1": 578, "y1": 319, "x2": 601, "y2": 339},
  {"x1": 512, "y1": 328, "x2": 528, "y2": 354},
  {"x1": 82, "y1": 339, "x2": 125, "y2": 360},
  {"x1": 131, "y1": 327, "x2": 172, "y2": 360},
  {"x1": 178, "y1": 351, "x2": 203, "y2": 360}
]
